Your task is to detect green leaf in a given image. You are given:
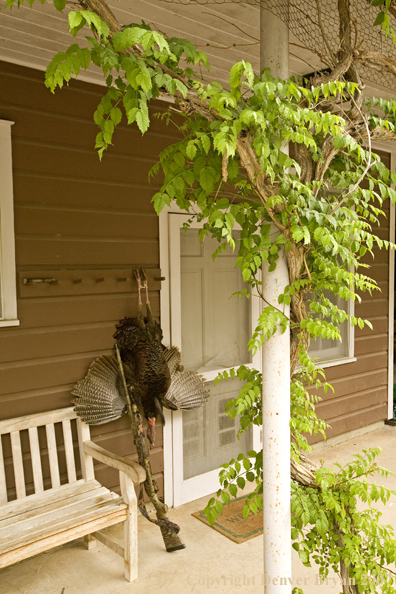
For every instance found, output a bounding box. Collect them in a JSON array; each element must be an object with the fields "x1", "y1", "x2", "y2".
[
  {"x1": 374, "y1": 10, "x2": 385, "y2": 25},
  {"x1": 110, "y1": 107, "x2": 122, "y2": 126},
  {"x1": 229, "y1": 484, "x2": 237, "y2": 497},
  {"x1": 200, "y1": 135, "x2": 211, "y2": 154},
  {"x1": 68, "y1": 11, "x2": 83, "y2": 33},
  {"x1": 136, "y1": 107, "x2": 150, "y2": 133},
  {"x1": 53, "y1": 0, "x2": 66, "y2": 11},
  {"x1": 200, "y1": 166, "x2": 216, "y2": 193}
]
